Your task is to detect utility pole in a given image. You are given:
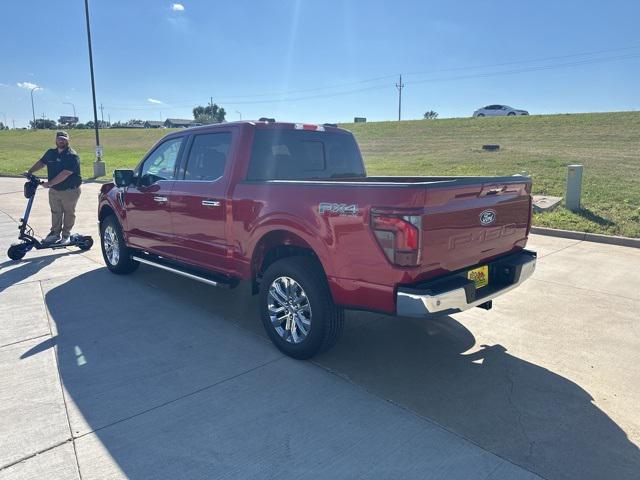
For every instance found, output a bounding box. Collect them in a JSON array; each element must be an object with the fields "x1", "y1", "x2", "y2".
[
  {"x1": 12, "y1": 119, "x2": 16, "y2": 130},
  {"x1": 100, "y1": 103, "x2": 104, "y2": 126},
  {"x1": 395, "y1": 74, "x2": 404, "y2": 122},
  {"x1": 84, "y1": 0, "x2": 105, "y2": 177},
  {"x1": 108, "y1": 113, "x2": 111, "y2": 126}
]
